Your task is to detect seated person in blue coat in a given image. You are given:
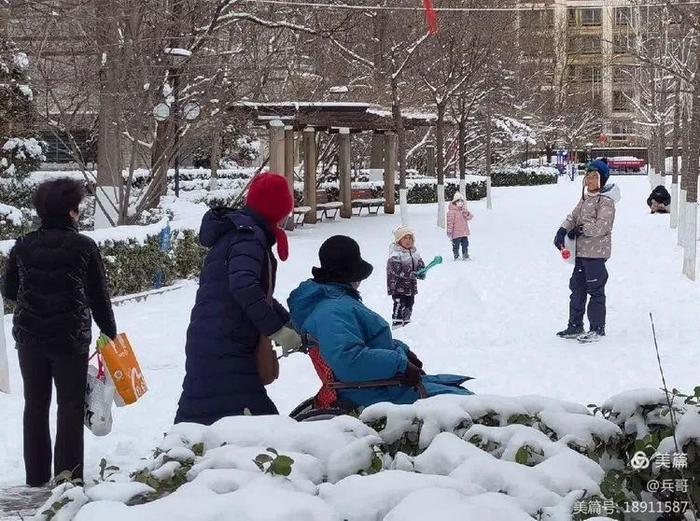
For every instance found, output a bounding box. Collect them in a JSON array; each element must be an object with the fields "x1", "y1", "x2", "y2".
[{"x1": 288, "y1": 235, "x2": 472, "y2": 408}]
